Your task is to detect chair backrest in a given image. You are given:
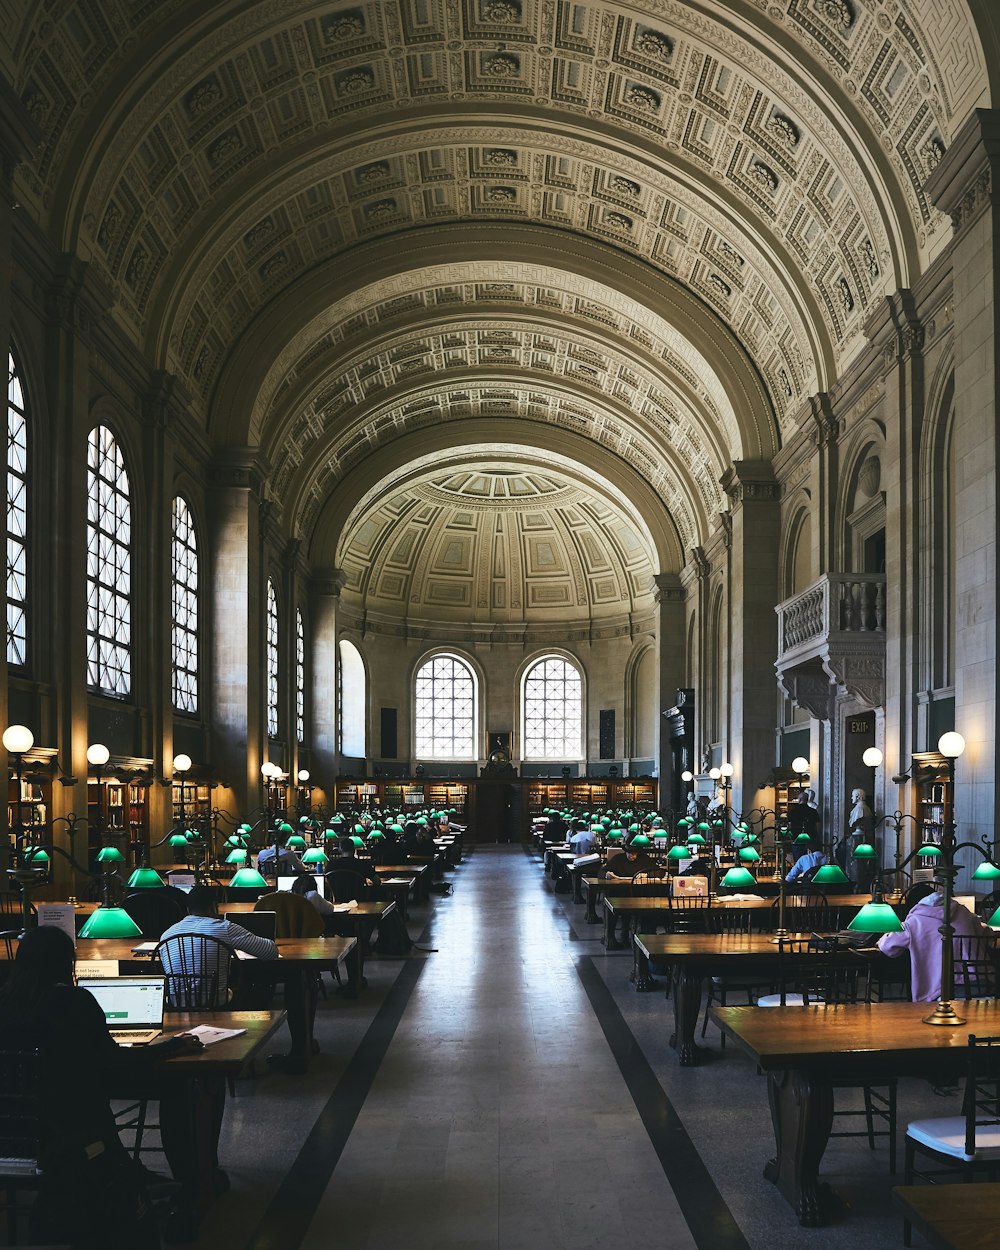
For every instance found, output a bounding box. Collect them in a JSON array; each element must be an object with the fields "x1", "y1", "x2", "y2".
[
  {"x1": 123, "y1": 889, "x2": 187, "y2": 939},
  {"x1": 254, "y1": 891, "x2": 323, "y2": 938},
  {"x1": 902, "y1": 881, "x2": 937, "y2": 913},
  {"x1": 774, "y1": 936, "x2": 862, "y2": 1005},
  {"x1": 325, "y1": 869, "x2": 371, "y2": 903},
  {"x1": 777, "y1": 903, "x2": 843, "y2": 934},
  {"x1": 964, "y1": 1034, "x2": 1000, "y2": 1158},
  {"x1": 952, "y1": 933, "x2": 1000, "y2": 1000},
  {"x1": 155, "y1": 933, "x2": 236, "y2": 1009},
  {"x1": 0, "y1": 1050, "x2": 40, "y2": 1173}
]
